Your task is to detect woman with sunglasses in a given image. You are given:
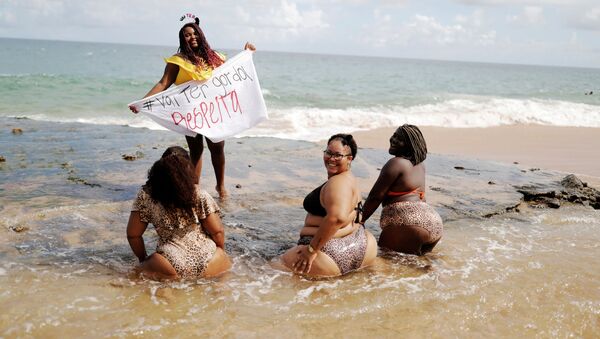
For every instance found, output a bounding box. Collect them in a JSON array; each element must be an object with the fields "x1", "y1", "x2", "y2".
[{"x1": 281, "y1": 134, "x2": 377, "y2": 277}]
